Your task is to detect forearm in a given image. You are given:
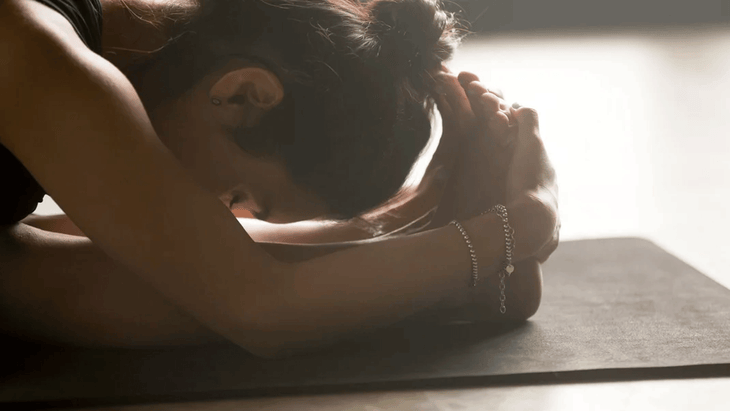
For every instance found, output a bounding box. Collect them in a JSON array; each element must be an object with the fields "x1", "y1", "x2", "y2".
[
  {"x1": 239, "y1": 204, "x2": 534, "y2": 356},
  {"x1": 405, "y1": 258, "x2": 543, "y2": 325},
  {"x1": 22, "y1": 214, "x2": 85, "y2": 236},
  {"x1": 283, "y1": 250, "x2": 543, "y2": 326},
  {"x1": 258, "y1": 241, "x2": 360, "y2": 263},
  {"x1": 25, "y1": 212, "x2": 419, "y2": 245},
  {"x1": 241, "y1": 188, "x2": 441, "y2": 244}
]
